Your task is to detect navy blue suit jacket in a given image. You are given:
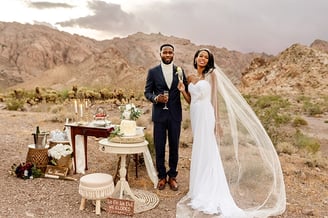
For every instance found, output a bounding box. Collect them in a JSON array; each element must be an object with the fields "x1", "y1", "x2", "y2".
[{"x1": 144, "y1": 64, "x2": 188, "y2": 123}]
